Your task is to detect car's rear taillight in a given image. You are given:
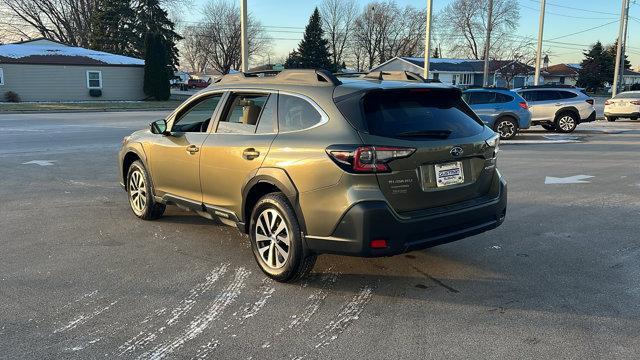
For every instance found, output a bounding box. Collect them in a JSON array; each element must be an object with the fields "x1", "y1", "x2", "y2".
[
  {"x1": 586, "y1": 99, "x2": 594, "y2": 105},
  {"x1": 518, "y1": 101, "x2": 529, "y2": 109},
  {"x1": 604, "y1": 100, "x2": 613, "y2": 106},
  {"x1": 326, "y1": 145, "x2": 415, "y2": 173},
  {"x1": 631, "y1": 100, "x2": 640, "y2": 105}
]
